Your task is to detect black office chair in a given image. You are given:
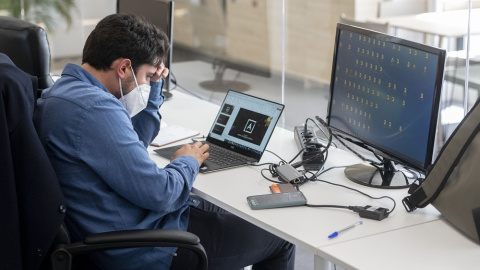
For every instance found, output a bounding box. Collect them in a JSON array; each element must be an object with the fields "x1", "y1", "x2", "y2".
[
  {"x1": 0, "y1": 53, "x2": 207, "y2": 269},
  {"x1": 0, "y1": 16, "x2": 54, "y2": 97}
]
